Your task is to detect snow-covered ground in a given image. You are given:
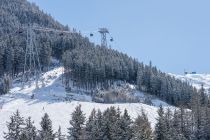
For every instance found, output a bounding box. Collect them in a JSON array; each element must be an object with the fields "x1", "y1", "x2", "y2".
[
  {"x1": 0, "y1": 67, "x2": 173, "y2": 139},
  {"x1": 170, "y1": 73, "x2": 210, "y2": 93}
]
